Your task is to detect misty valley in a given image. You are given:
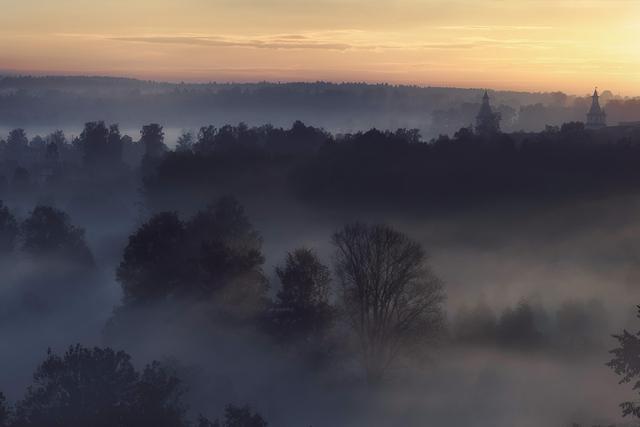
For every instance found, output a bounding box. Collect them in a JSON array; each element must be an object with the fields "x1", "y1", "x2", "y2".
[{"x1": 1, "y1": 79, "x2": 640, "y2": 427}]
